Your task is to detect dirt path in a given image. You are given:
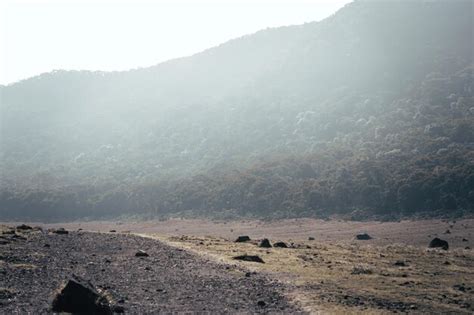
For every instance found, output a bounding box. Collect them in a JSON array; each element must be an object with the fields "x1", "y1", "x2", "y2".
[{"x1": 0, "y1": 226, "x2": 302, "y2": 313}]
